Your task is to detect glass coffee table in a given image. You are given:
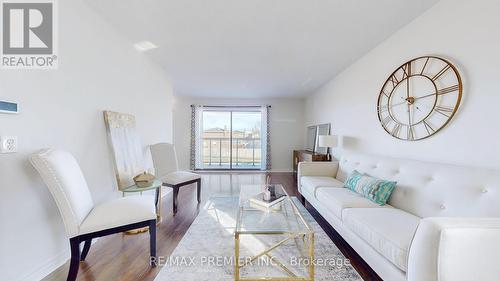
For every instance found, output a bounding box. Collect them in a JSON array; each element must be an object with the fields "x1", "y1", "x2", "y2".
[{"x1": 235, "y1": 184, "x2": 315, "y2": 281}]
